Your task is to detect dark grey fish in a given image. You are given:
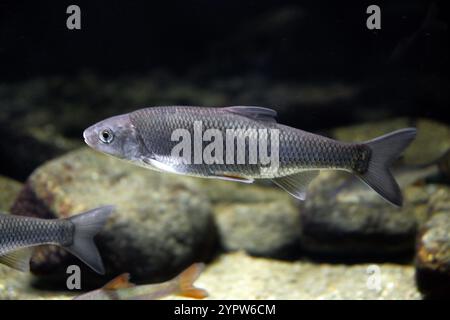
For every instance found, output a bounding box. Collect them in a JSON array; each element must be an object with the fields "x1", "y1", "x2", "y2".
[
  {"x1": 83, "y1": 106, "x2": 417, "y2": 206},
  {"x1": 0, "y1": 206, "x2": 114, "y2": 274}
]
